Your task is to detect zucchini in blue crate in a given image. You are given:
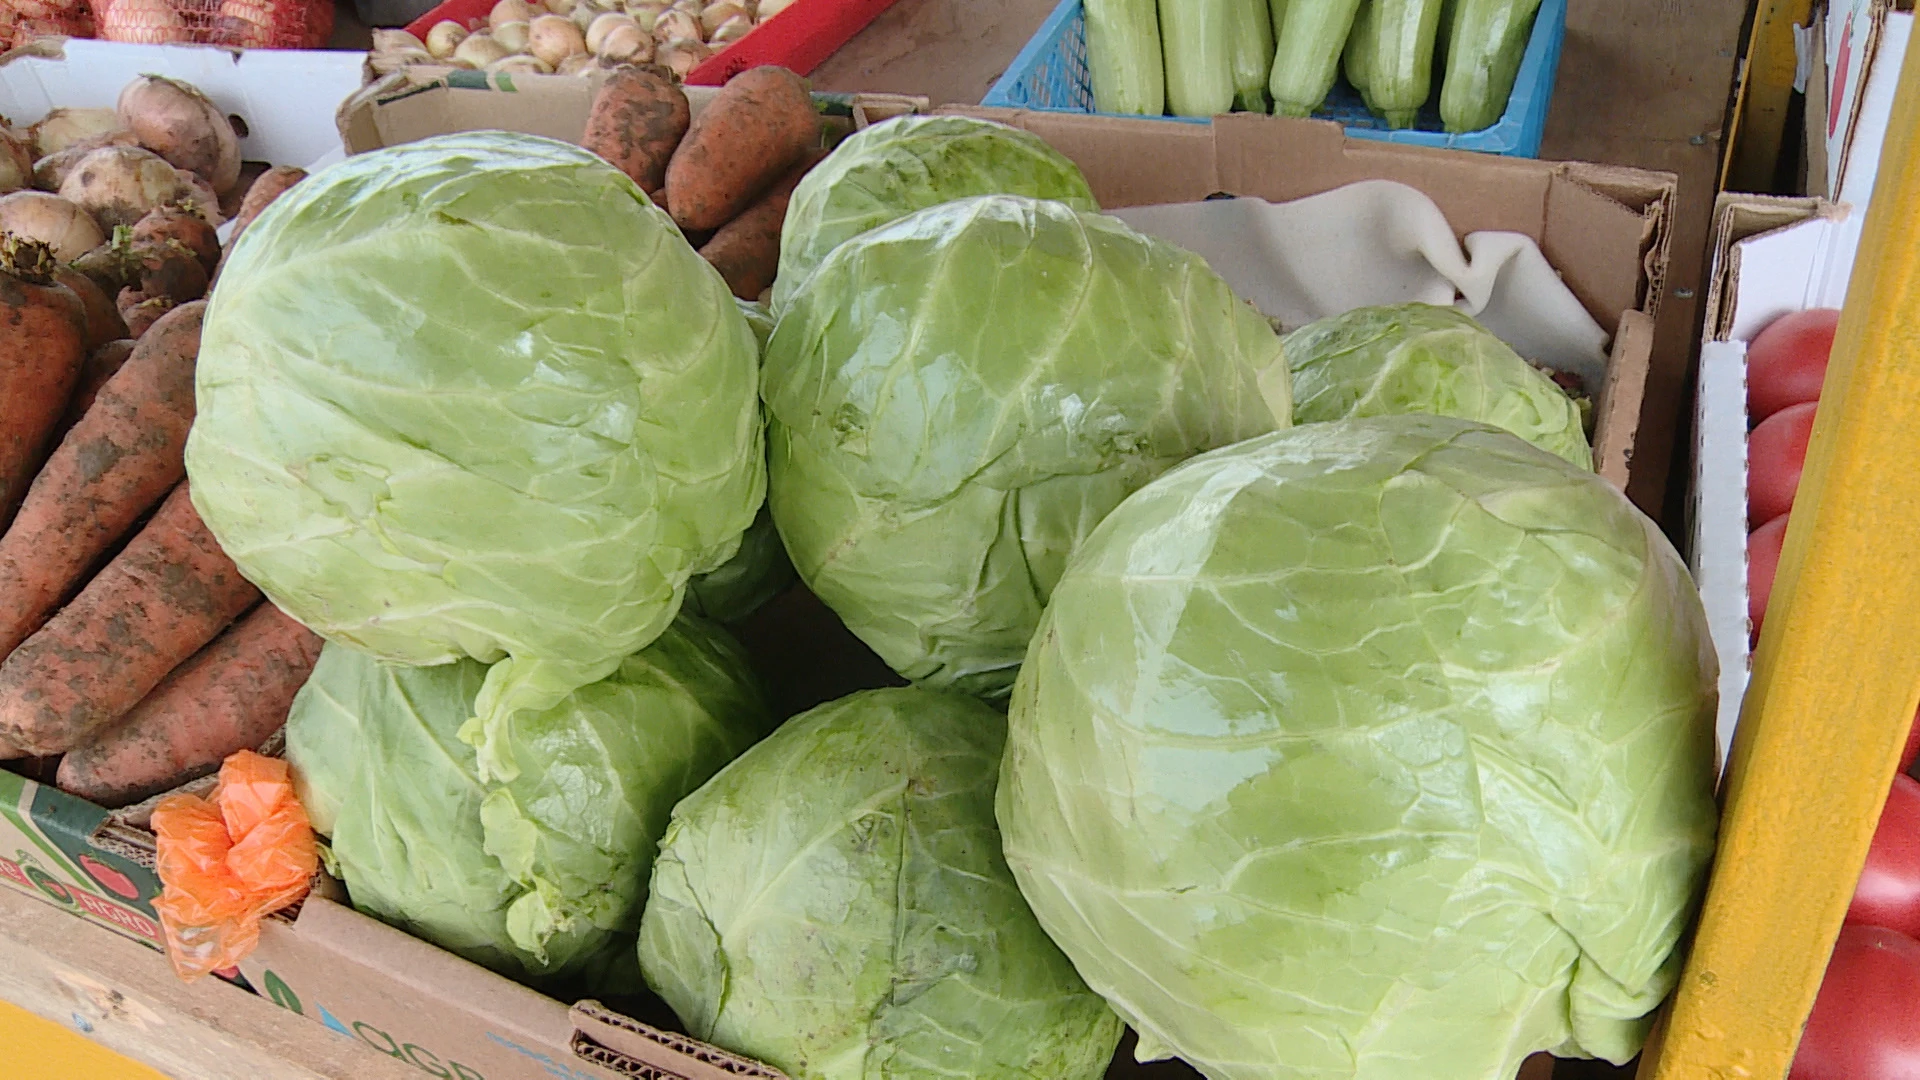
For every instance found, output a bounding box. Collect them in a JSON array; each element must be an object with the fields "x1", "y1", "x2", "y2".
[
  {"x1": 1270, "y1": 0, "x2": 1367, "y2": 117},
  {"x1": 1084, "y1": 0, "x2": 1165, "y2": 114},
  {"x1": 1441, "y1": 0, "x2": 1543, "y2": 132},
  {"x1": 1229, "y1": 0, "x2": 1278, "y2": 112},
  {"x1": 1159, "y1": 0, "x2": 1236, "y2": 117},
  {"x1": 1349, "y1": 0, "x2": 1449, "y2": 127}
]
